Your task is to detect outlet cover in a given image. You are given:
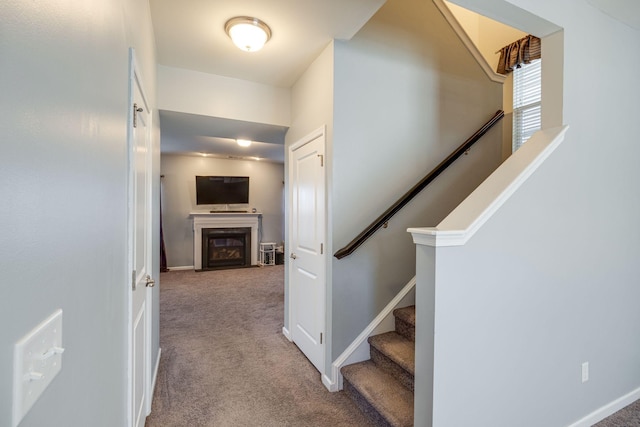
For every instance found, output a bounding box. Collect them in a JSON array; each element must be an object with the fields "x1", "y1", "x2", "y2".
[
  {"x1": 13, "y1": 309, "x2": 64, "y2": 427},
  {"x1": 581, "y1": 362, "x2": 589, "y2": 383}
]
